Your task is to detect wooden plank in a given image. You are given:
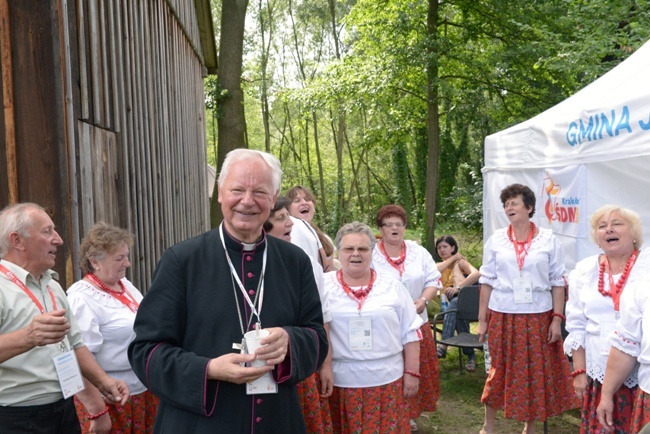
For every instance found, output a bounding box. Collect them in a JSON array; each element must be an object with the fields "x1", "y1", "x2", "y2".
[
  {"x1": 109, "y1": 0, "x2": 133, "y2": 235},
  {"x1": 75, "y1": 0, "x2": 88, "y2": 119},
  {"x1": 77, "y1": 120, "x2": 94, "y2": 230},
  {"x1": 122, "y1": 0, "x2": 144, "y2": 288},
  {"x1": 60, "y1": 0, "x2": 82, "y2": 283},
  {"x1": 98, "y1": 0, "x2": 110, "y2": 129},
  {"x1": 132, "y1": 0, "x2": 151, "y2": 286},
  {"x1": 1, "y1": 0, "x2": 18, "y2": 203},
  {"x1": 88, "y1": 0, "x2": 101, "y2": 124},
  {"x1": 107, "y1": 0, "x2": 119, "y2": 132}
]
